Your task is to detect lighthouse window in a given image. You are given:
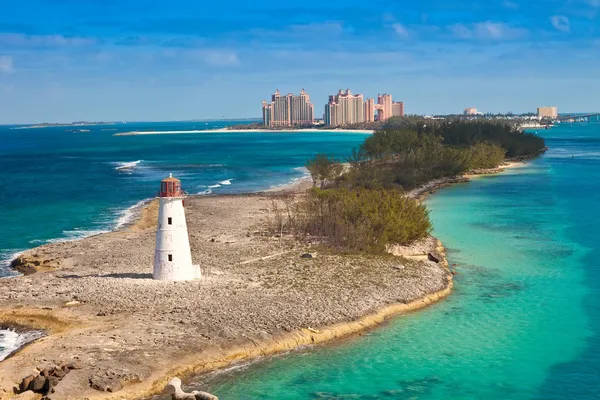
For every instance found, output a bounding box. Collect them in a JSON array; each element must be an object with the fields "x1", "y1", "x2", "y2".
[
  {"x1": 168, "y1": 254, "x2": 173, "y2": 262},
  {"x1": 168, "y1": 217, "x2": 172, "y2": 225}
]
